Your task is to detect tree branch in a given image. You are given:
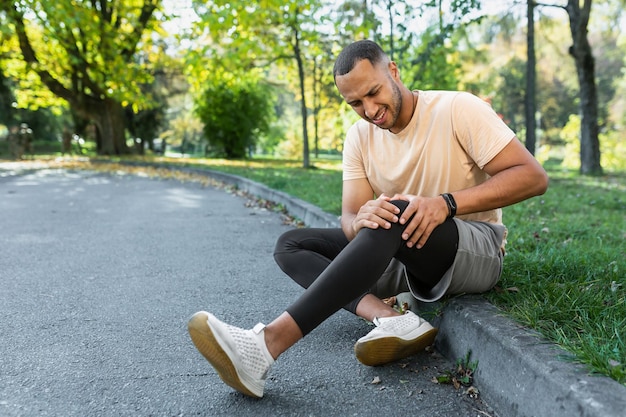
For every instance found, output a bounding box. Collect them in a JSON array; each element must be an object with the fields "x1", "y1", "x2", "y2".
[
  {"x1": 534, "y1": 2, "x2": 567, "y2": 10},
  {"x1": 3, "y1": 2, "x2": 75, "y2": 103},
  {"x1": 120, "y1": 0, "x2": 159, "y2": 60}
]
